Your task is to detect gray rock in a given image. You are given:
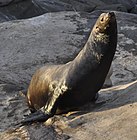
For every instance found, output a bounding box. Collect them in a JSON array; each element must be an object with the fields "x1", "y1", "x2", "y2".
[
  {"x1": 1, "y1": 10, "x2": 137, "y2": 88},
  {"x1": 0, "y1": 11, "x2": 92, "y2": 88},
  {"x1": 96, "y1": 4, "x2": 127, "y2": 12},
  {"x1": 0, "y1": 0, "x2": 102, "y2": 21},
  {"x1": 63, "y1": 80, "x2": 137, "y2": 140},
  {"x1": 0, "y1": 0, "x2": 136, "y2": 22},
  {"x1": 100, "y1": 0, "x2": 136, "y2": 11},
  {"x1": 0, "y1": 0, "x2": 24, "y2": 6},
  {"x1": 130, "y1": 5, "x2": 137, "y2": 14},
  {"x1": 0, "y1": 12, "x2": 13, "y2": 22},
  {"x1": 0, "y1": 0, "x2": 45, "y2": 21}
]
